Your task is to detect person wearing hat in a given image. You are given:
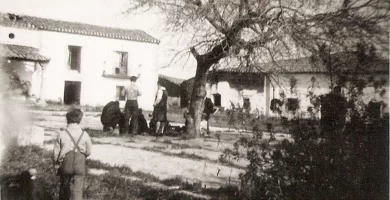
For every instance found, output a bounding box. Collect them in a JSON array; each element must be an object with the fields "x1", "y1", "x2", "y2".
[{"x1": 121, "y1": 75, "x2": 142, "y2": 134}]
